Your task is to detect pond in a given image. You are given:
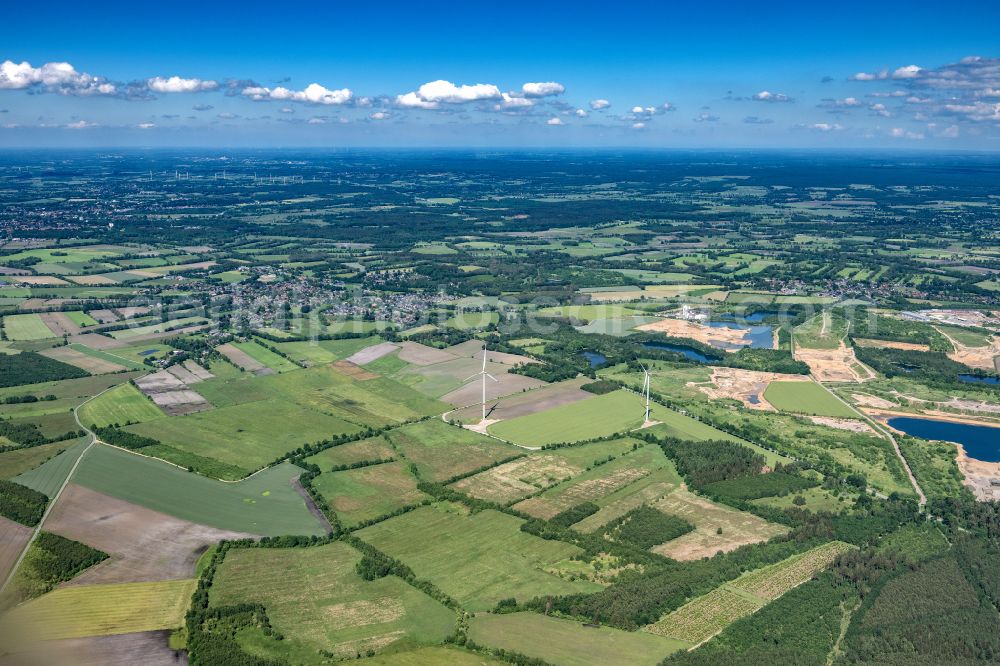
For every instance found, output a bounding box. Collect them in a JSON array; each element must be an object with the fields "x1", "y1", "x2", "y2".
[
  {"x1": 888, "y1": 416, "x2": 1000, "y2": 463},
  {"x1": 958, "y1": 374, "x2": 1000, "y2": 386},
  {"x1": 582, "y1": 351, "x2": 607, "y2": 368},
  {"x1": 703, "y1": 321, "x2": 774, "y2": 349},
  {"x1": 642, "y1": 341, "x2": 714, "y2": 363}
]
